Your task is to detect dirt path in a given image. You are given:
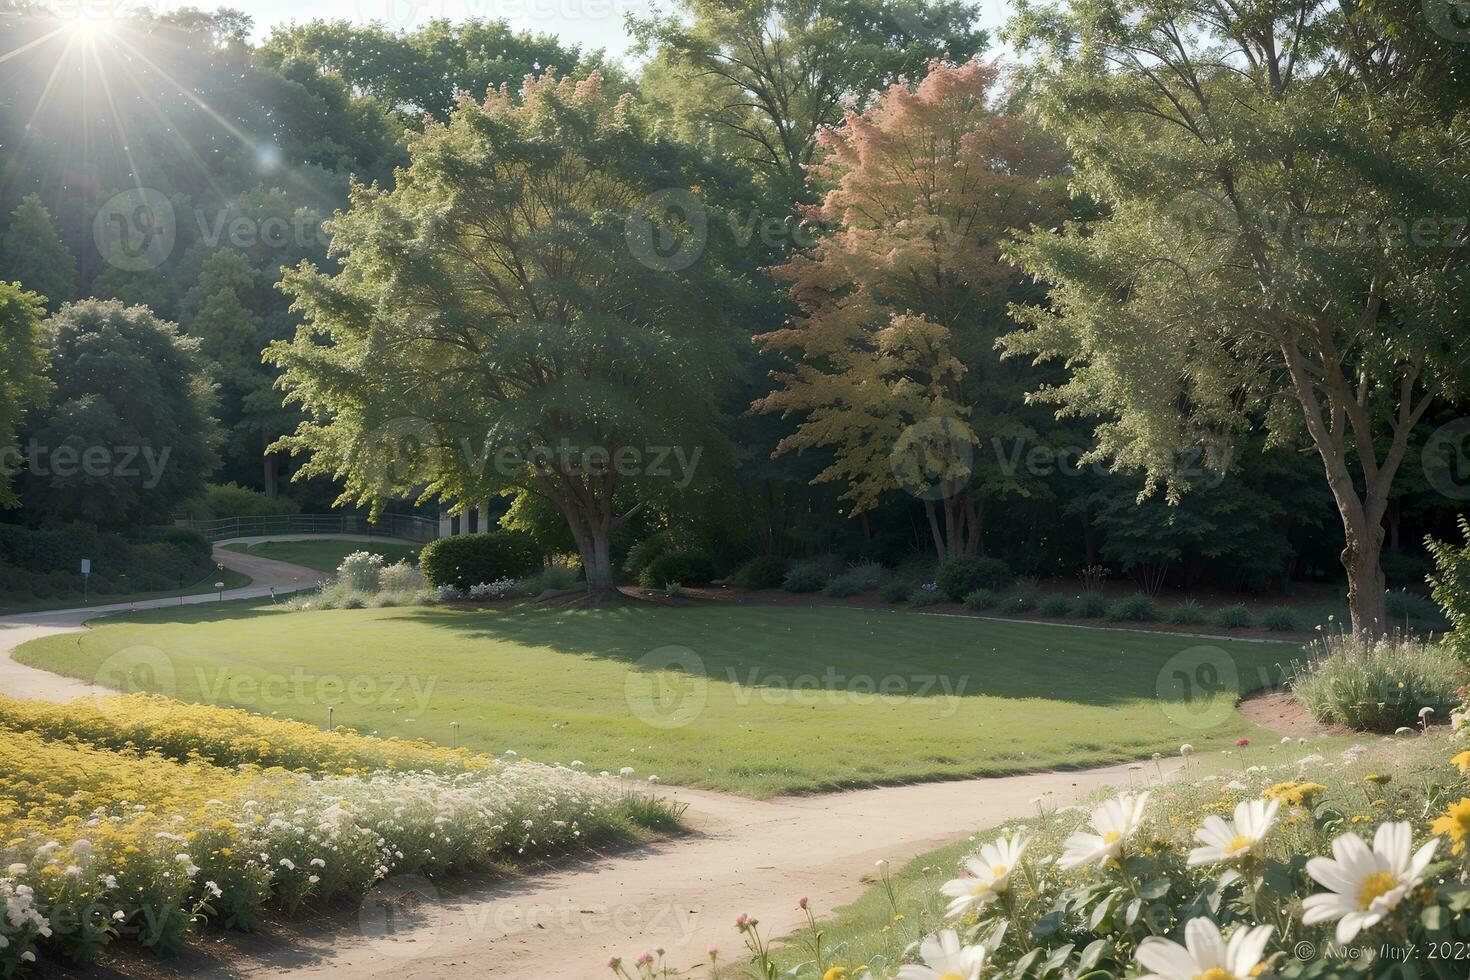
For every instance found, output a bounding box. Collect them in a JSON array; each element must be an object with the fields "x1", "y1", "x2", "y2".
[
  {"x1": 229, "y1": 759, "x2": 1177, "y2": 980},
  {"x1": 0, "y1": 545, "x2": 320, "y2": 701}
]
